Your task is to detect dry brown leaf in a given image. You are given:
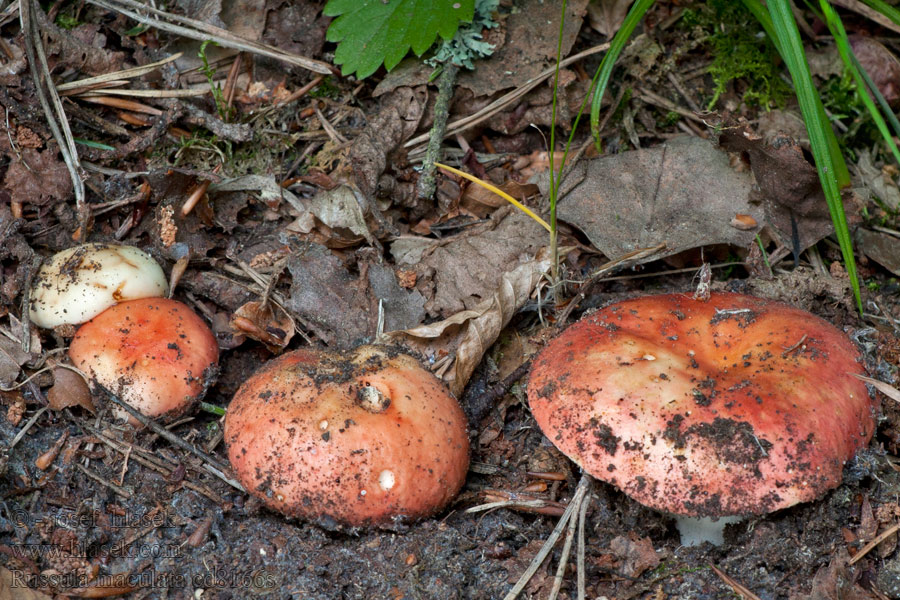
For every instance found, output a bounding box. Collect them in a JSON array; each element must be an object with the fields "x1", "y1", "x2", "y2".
[
  {"x1": 0, "y1": 336, "x2": 30, "y2": 388},
  {"x1": 851, "y1": 35, "x2": 900, "y2": 107},
  {"x1": 386, "y1": 250, "x2": 552, "y2": 397},
  {"x1": 588, "y1": 0, "x2": 633, "y2": 38},
  {"x1": 2, "y1": 148, "x2": 73, "y2": 207},
  {"x1": 231, "y1": 300, "x2": 295, "y2": 353},
  {"x1": 857, "y1": 229, "x2": 900, "y2": 277},
  {"x1": 549, "y1": 136, "x2": 762, "y2": 263},
  {"x1": 399, "y1": 208, "x2": 547, "y2": 318},
  {"x1": 47, "y1": 367, "x2": 95, "y2": 414},
  {"x1": 609, "y1": 534, "x2": 660, "y2": 578},
  {"x1": 719, "y1": 126, "x2": 836, "y2": 252}
]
